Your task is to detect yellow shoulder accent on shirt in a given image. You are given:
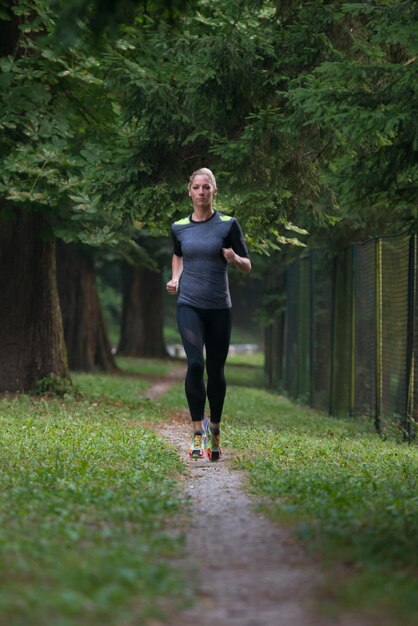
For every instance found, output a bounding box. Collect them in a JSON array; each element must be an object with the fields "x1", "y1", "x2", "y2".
[
  {"x1": 219, "y1": 214, "x2": 232, "y2": 222},
  {"x1": 174, "y1": 217, "x2": 190, "y2": 225}
]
